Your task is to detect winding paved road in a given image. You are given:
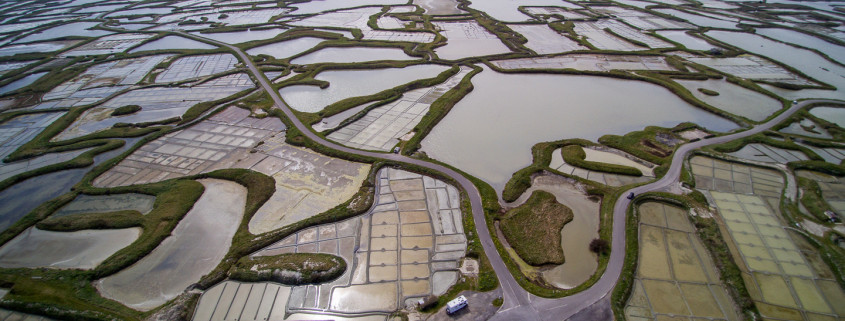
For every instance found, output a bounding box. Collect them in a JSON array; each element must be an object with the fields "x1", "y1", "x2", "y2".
[{"x1": 186, "y1": 31, "x2": 841, "y2": 321}]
